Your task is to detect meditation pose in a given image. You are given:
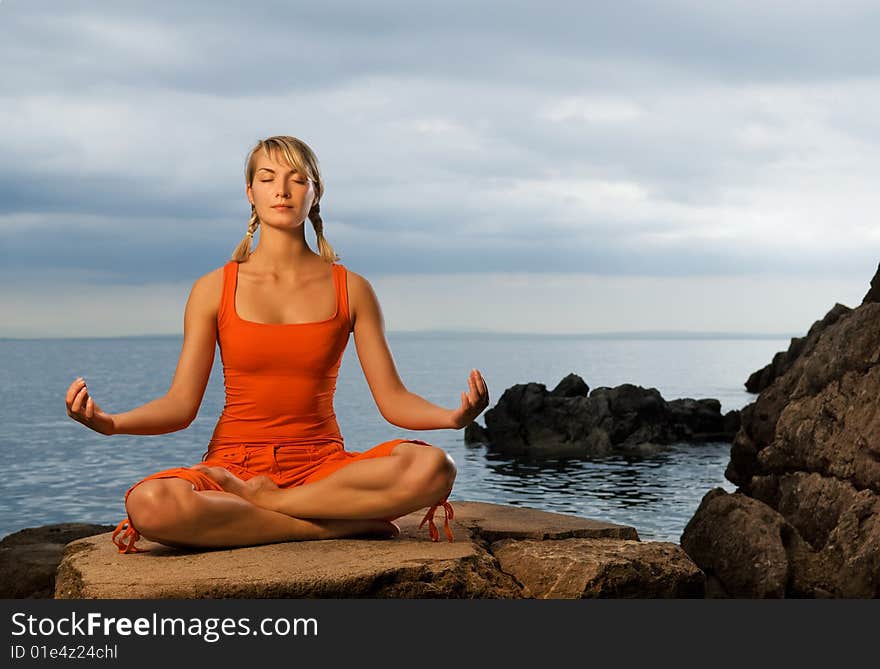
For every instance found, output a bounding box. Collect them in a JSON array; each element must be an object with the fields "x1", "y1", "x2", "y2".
[{"x1": 64, "y1": 135, "x2": 489, "y2": 554}]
